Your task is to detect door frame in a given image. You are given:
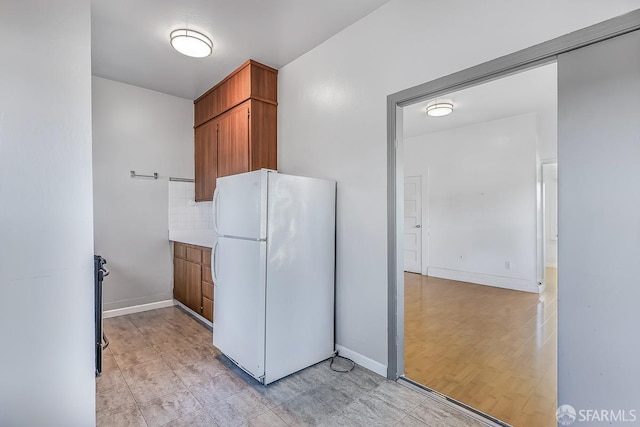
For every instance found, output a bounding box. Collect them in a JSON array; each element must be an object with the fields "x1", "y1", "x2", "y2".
[{"x1": 386, "y1": 10, "x2": 640, "y2": 380}]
